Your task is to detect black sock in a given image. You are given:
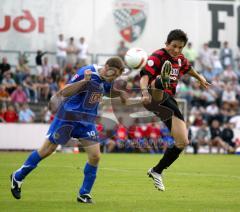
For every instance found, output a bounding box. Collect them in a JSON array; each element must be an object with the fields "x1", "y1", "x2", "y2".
[{"x1": 153, "y1": 145, "x2": 183, "y2": 174}]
